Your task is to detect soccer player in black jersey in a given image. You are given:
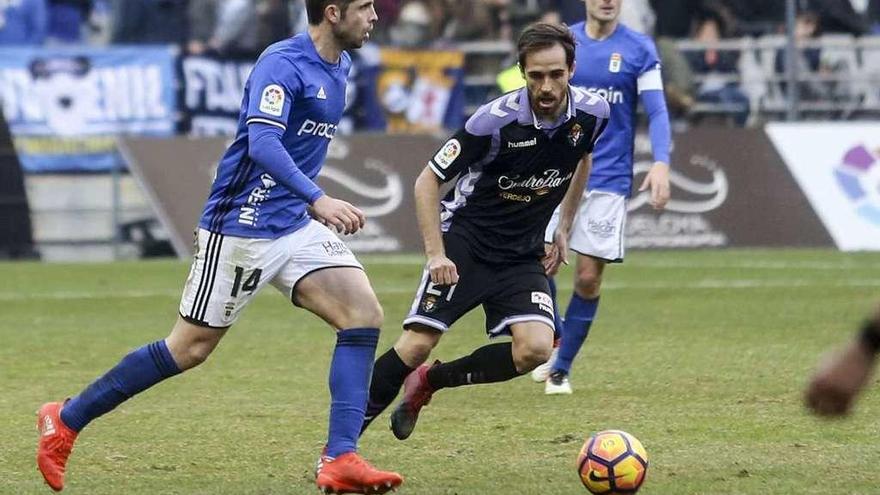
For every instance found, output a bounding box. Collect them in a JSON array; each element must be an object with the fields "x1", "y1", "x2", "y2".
[
  {"x1": 806, "y1": 305, "x2": 880, "y2": 416},
  {"x1": 360, "y1": 23, "x2": 610, "y2": 439}
]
